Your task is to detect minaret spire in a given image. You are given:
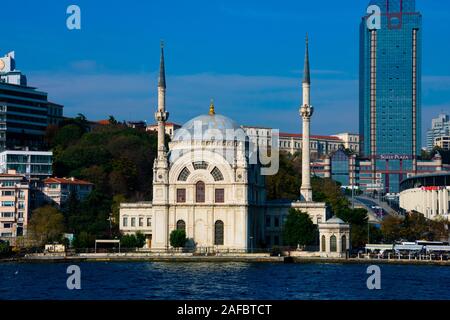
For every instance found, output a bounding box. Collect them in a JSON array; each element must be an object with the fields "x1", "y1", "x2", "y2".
[
  {"x1": 155, "y1": 41, "x2": 169, "y2": 156},
  {"x1": 303, "y1": 33, "x2": 310, "y2": 84},
  {"x1": 158, "y1": 41, "x2": 166, "y2": 89}
]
